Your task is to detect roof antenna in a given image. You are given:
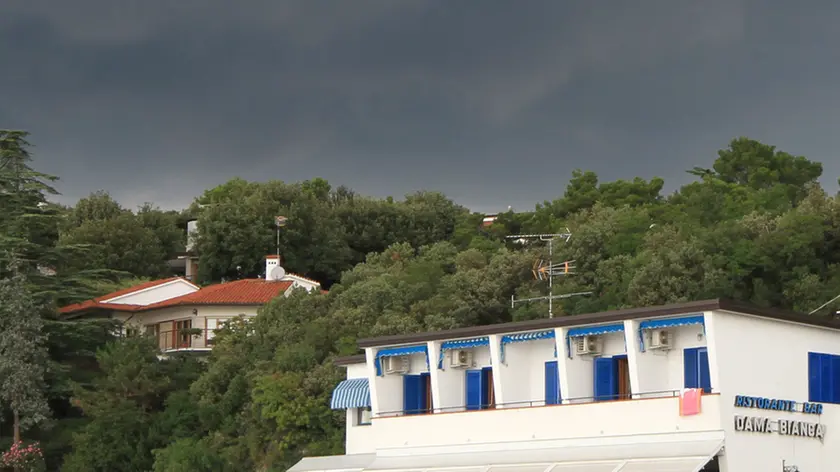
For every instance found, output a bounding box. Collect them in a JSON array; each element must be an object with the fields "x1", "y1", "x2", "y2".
[
  {"x1": 809, "y1": 293, "x2": 840, "y2": 315},
  {"x1": 506, "y1": 229, "x2": 592, "y2": 318}
]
